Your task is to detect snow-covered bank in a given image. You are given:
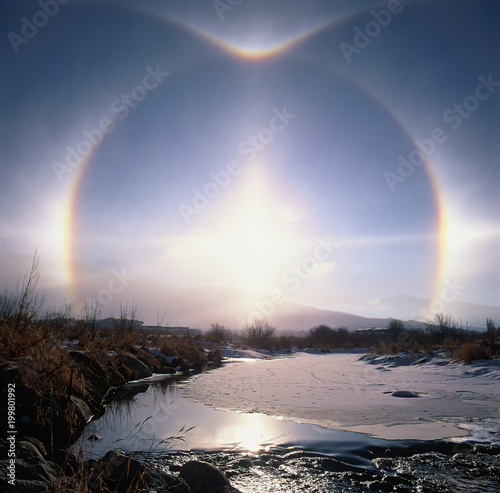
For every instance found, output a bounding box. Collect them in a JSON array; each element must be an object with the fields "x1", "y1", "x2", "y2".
[{"x1": 185, "y1": 351, "x2": 500, "y2": 442}]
